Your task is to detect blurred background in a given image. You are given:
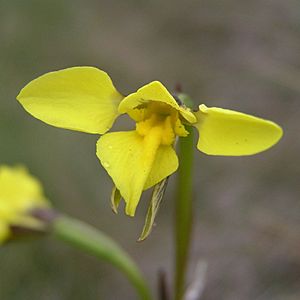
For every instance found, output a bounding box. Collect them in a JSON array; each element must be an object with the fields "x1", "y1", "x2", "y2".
[{"x1": 0, "y1": 0, "x2": 299, "y2": 299}]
